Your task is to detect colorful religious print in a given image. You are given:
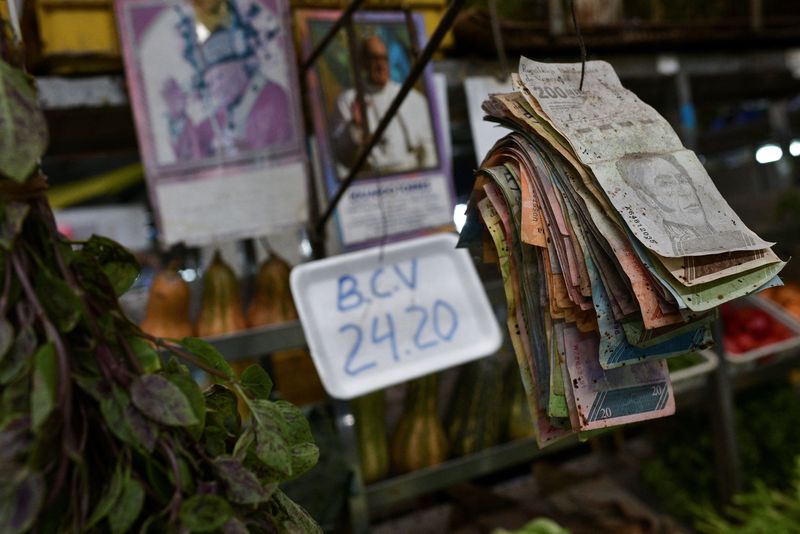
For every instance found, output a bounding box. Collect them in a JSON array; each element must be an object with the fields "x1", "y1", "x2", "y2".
[
  {"x1": 116, "y1": 0, "x2": 309, "y2": 246},
  {"x1": 297, "y1": 10, "x2": 455, "y2": 249}
]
